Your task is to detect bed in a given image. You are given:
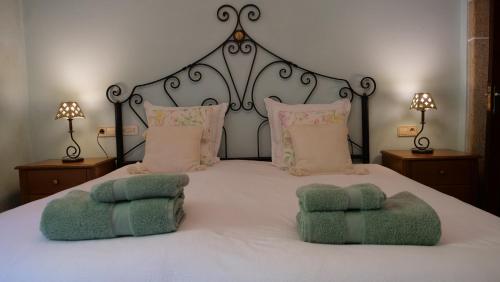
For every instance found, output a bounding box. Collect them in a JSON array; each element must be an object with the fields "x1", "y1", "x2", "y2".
[
  {"x1": 2, "y1": 4, "x2": 500, "y2": 282},
  {"x1": 1, "y1": 161, "x2": 500, "y2": 281}
]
